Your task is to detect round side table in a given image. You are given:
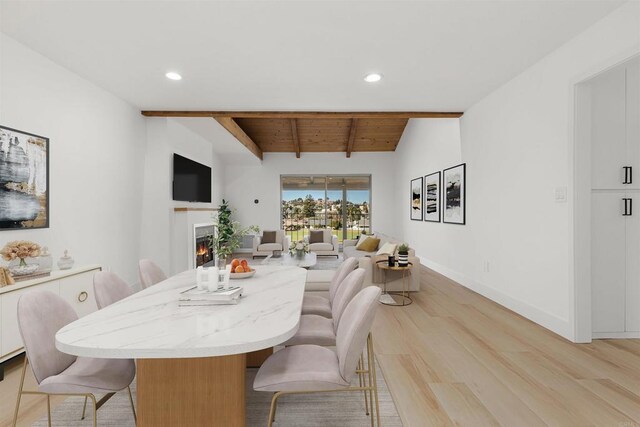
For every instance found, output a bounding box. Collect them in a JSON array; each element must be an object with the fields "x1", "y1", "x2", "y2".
[{"x1": 375, "y1": 261, "x2": 413, "y2": 306}]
